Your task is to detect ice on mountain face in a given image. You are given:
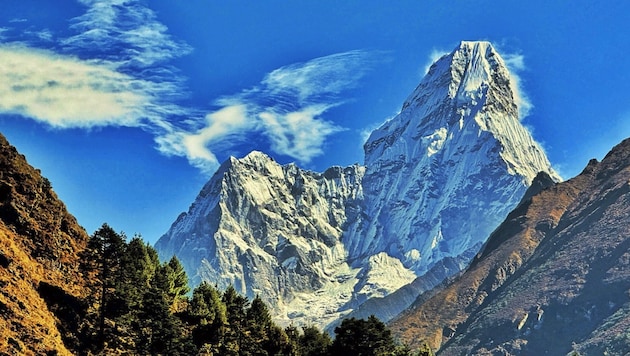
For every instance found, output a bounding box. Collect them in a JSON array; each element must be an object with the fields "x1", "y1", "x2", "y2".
[
  {"x1": 346, "y1": 41, "x2": 560, "y2": 276},
  {"x1": 430, "y1": 229, "x2": 443, "y2": 249},
  {"x1": 423, "y1": 127, "x2": 448, "y2": 157},
  {"x1": 156, "y1": 151, "x2": 368, "y2": 326},
  {"x1": 155, "y1": 41, "x2": 560, "y2": 330},
  {"x1": 353, "y1": 253, "x2": 417, "y2": 305}
]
